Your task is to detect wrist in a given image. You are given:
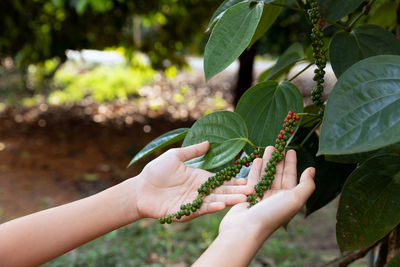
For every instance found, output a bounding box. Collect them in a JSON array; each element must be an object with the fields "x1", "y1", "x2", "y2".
[{"x1": 105, "y1": 176, "x2": 142, "y2": 225}]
